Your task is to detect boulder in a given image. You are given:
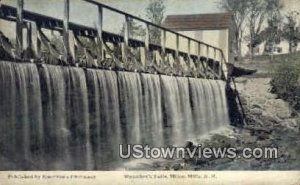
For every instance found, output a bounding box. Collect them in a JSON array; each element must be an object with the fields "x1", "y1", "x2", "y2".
[
  {"x1": 250, "y1": 108, "x2": 263, "y2": 116},
  {"x1": 261, "y1": 113, "x2": 282, "y2": 124}
]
